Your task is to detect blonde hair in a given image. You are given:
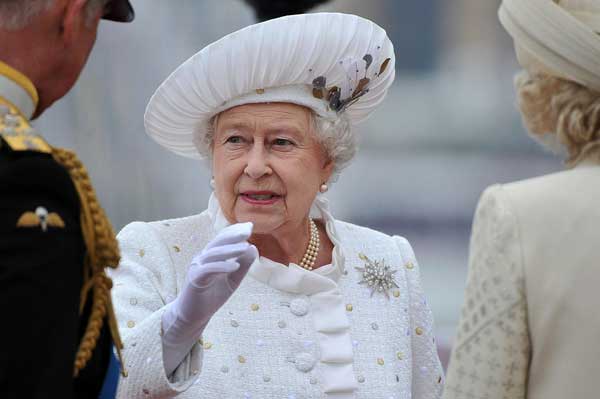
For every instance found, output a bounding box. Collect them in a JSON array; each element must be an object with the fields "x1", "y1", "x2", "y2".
[{"x1": 515, "y1": 70, "x2": 600, "y2": 166}]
